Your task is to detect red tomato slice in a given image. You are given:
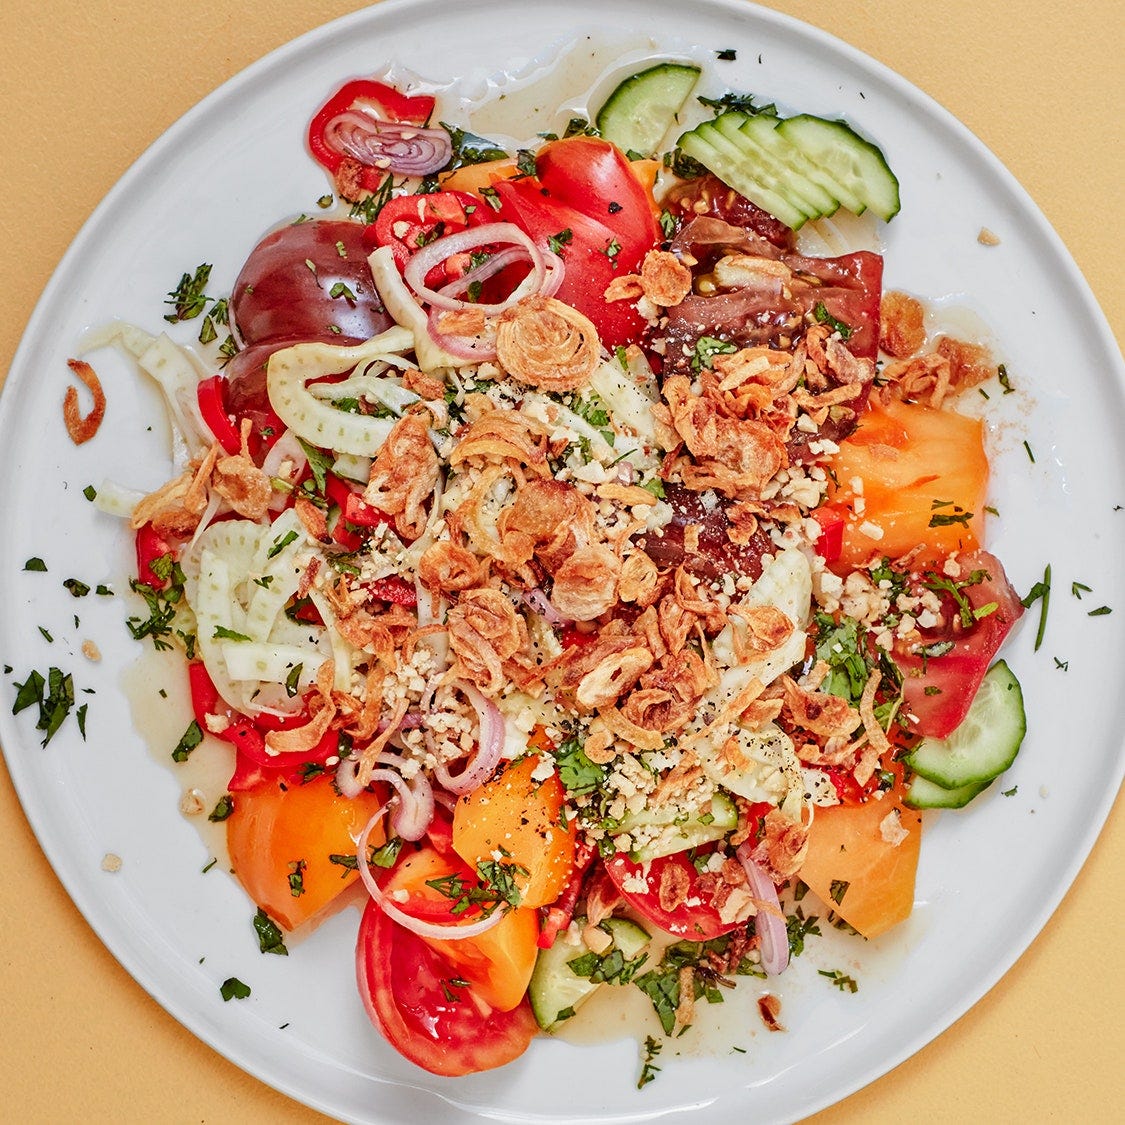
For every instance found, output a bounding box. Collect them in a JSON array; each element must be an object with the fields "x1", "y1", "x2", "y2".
[
  {"x1": 368, "y1": 190, "x2": 491, "y2": 276},
  {"x1": 894, "y1": 549, "x2": 1024, "y2": 739},
  {"x1": 603, "y1": 852, "x2": 744, "y2": 941}
]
